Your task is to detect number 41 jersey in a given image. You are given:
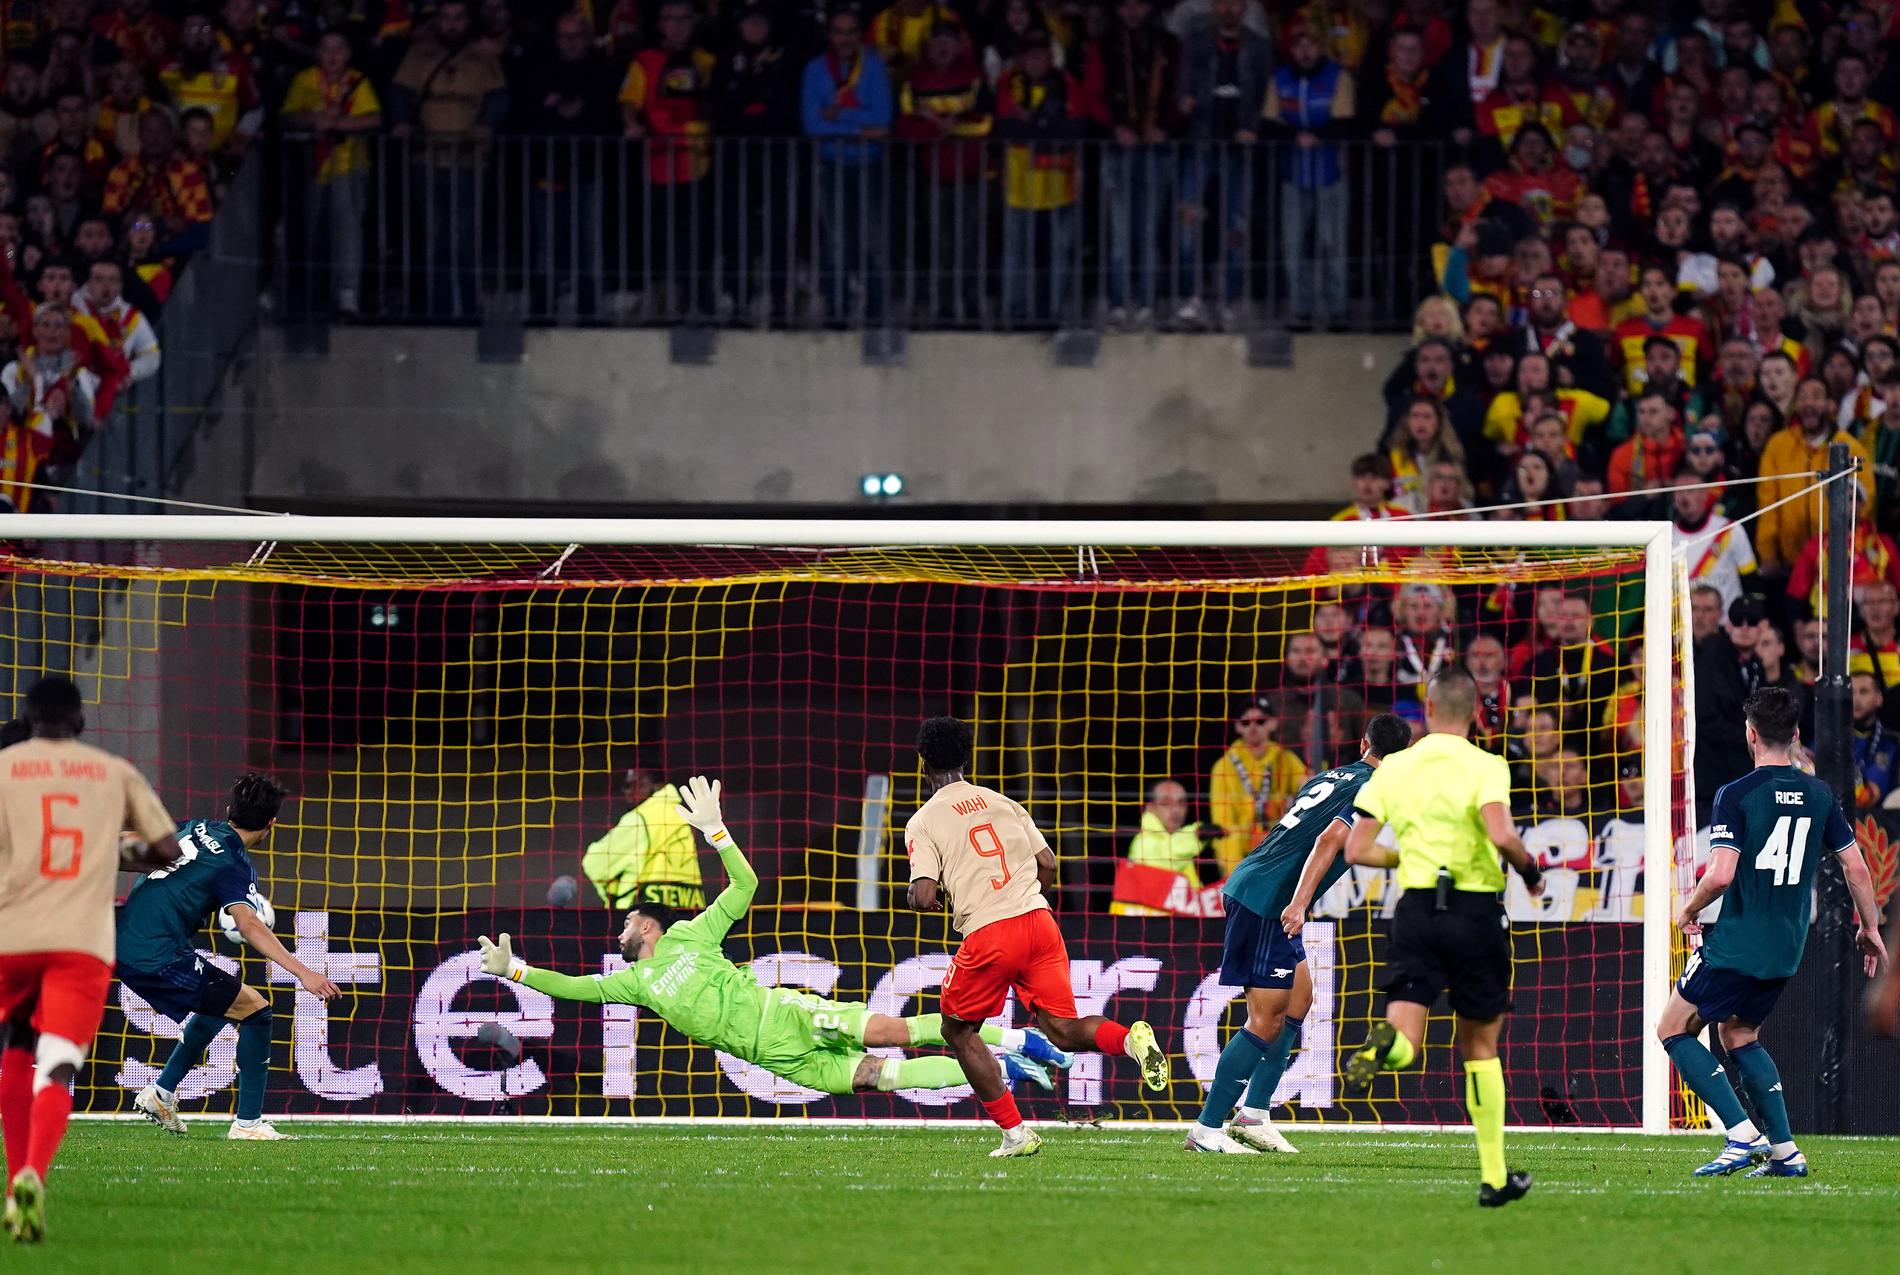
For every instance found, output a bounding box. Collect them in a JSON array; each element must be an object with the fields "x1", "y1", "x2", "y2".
[
  {"x1": 1704, "y1": 764, "x2": 1857, "y2": 980},
  {"x1": 1223, "y1": 761, "x2": 1373, "y2": 919}
]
